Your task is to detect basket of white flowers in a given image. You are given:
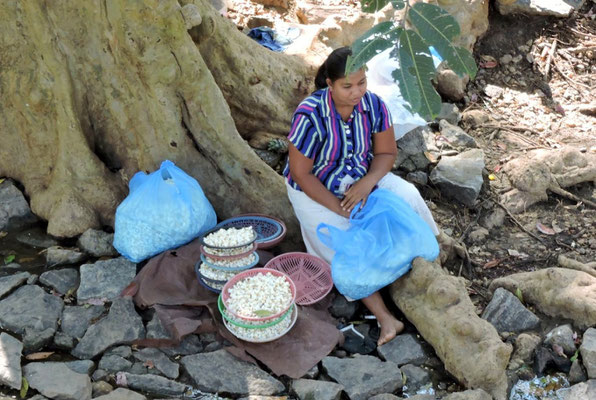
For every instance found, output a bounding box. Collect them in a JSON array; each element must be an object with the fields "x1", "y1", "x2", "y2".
[
  {"x1": 220, "y1": 268, "x2": 296, "y2": 323},
  {"x1": 200, "y1": 226, "x2": 257, "y2": 251}
]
